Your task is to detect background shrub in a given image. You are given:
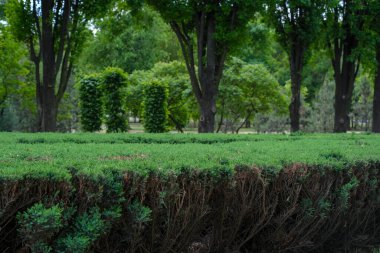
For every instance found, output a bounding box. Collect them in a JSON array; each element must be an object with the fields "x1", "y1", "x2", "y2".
[
  {"x1": 142, "y1": 81, "x2": 169, "y2": 133},
  {"x1": 79, "y1": 75, "x2": 103, "y2": 132},
  {"x1": 102, "y1": 68, "x2": 128, "y2": 133}
]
